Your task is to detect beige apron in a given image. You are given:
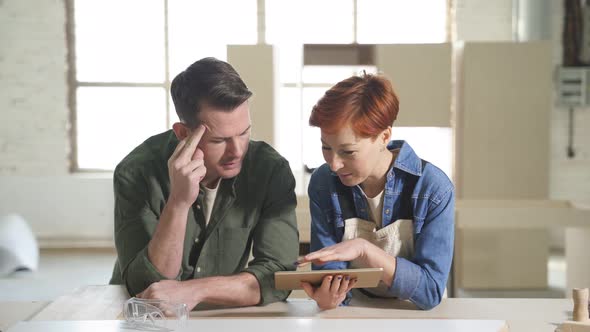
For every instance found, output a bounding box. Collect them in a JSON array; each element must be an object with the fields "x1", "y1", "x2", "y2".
[{"x1": 342, "y1": 217, "x2": 414, "y2": 298}]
